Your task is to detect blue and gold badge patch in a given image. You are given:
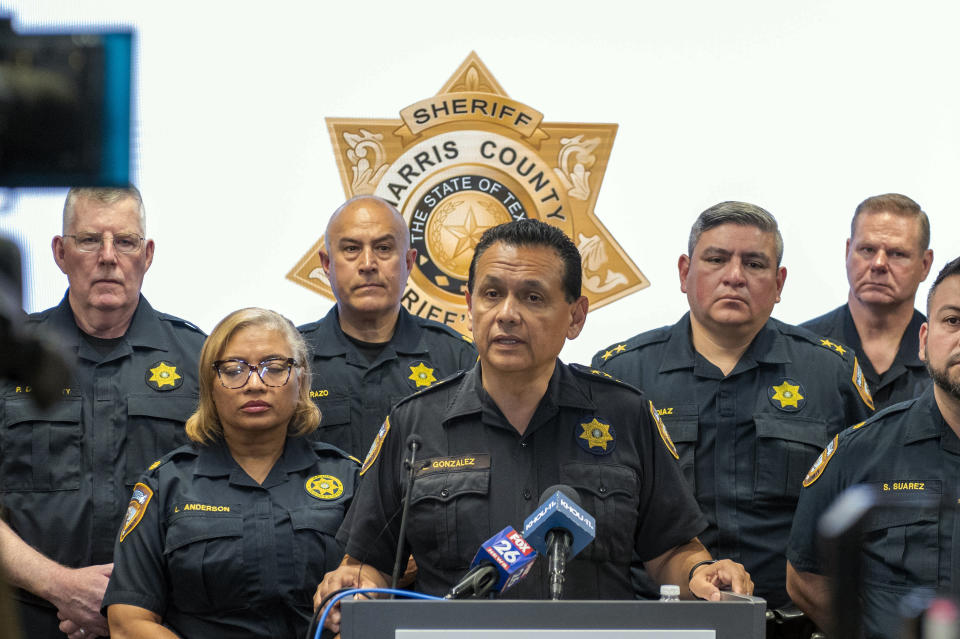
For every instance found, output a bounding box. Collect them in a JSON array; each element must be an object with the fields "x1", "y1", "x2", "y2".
[
  {"x1": 851, "y1": 357, "x2": 875, "y2": 410},
  {"x1": 407, "y1": 360, "x2": 437, "y2": 389},
  {"x1": 360, "y1": 417, "x2": 390, "y2": 476},
  {"x1": 769, "y1": 378, "x2": 806, "y2": 412},
  {"x1": 119, "y1": 482, "x2": 153, "y2": 542},
  {"x1": 145, "y1": 361, "x2": 182, "y2": 391},
  {"x1": 577, "y1": 416, "x2": 615, "y2": 455},
  {"x1": 306, "y1": 474, "x2": 344, "y2": 500},
  {"x1": 803, "y1": 434, "x2": 839, "y2": 487},
  {"x1": 649, "y1": 401, "x2": 679, "y2": 459}
]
